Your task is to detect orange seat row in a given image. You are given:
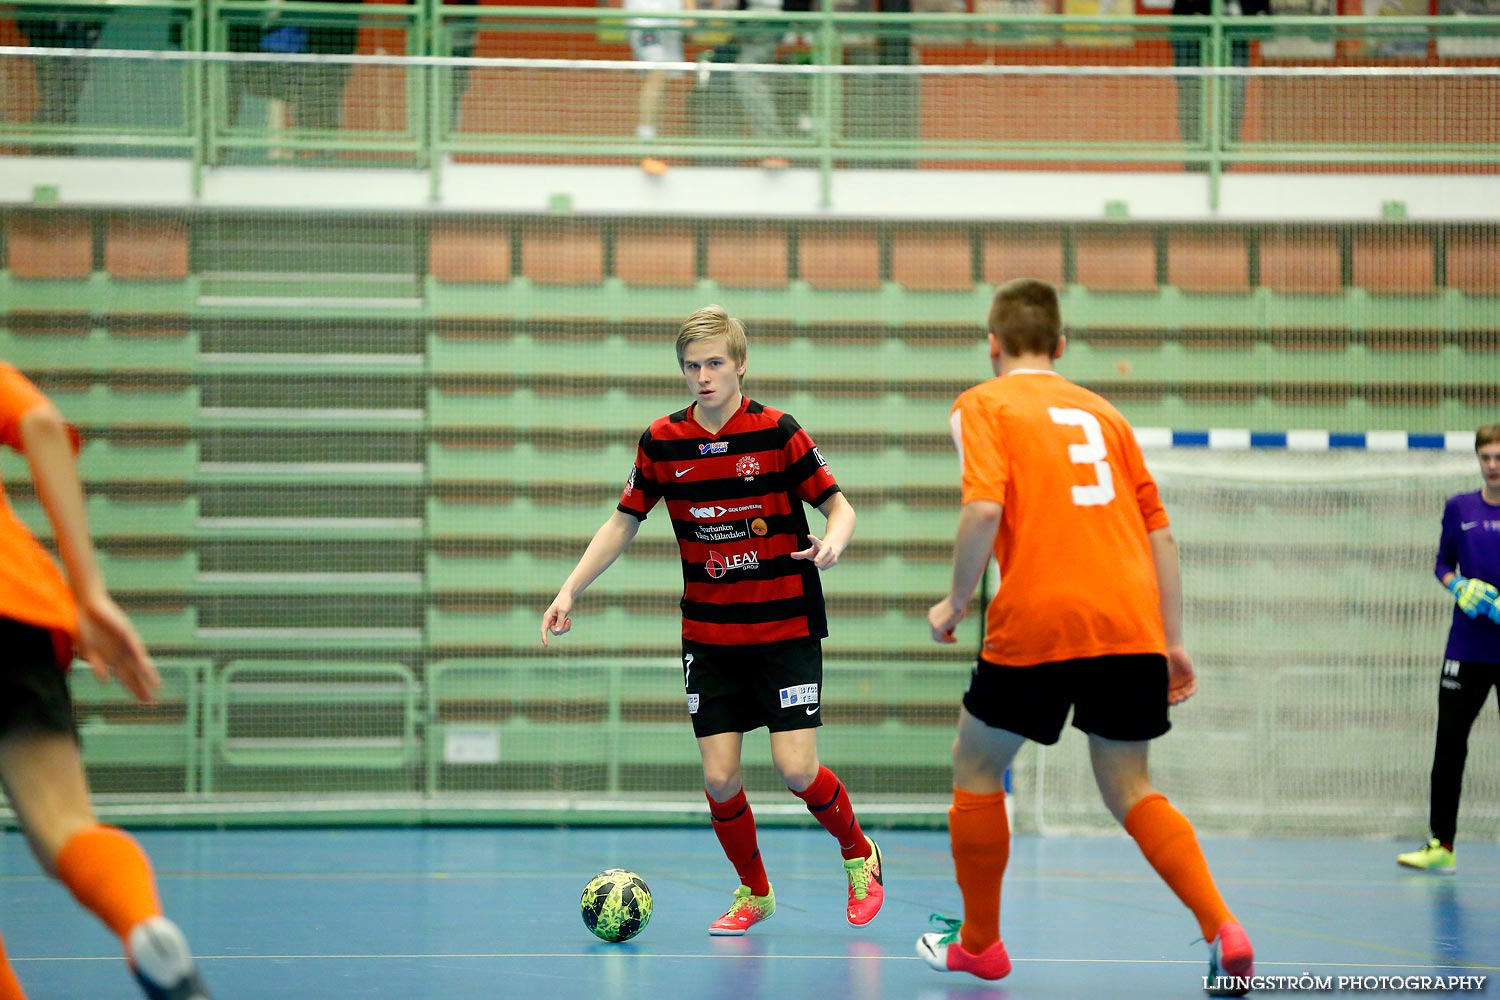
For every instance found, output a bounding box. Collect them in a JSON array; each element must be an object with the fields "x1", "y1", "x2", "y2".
[{"x1": 4, "y1": 215, "x2": 1496, "y2": 296}]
